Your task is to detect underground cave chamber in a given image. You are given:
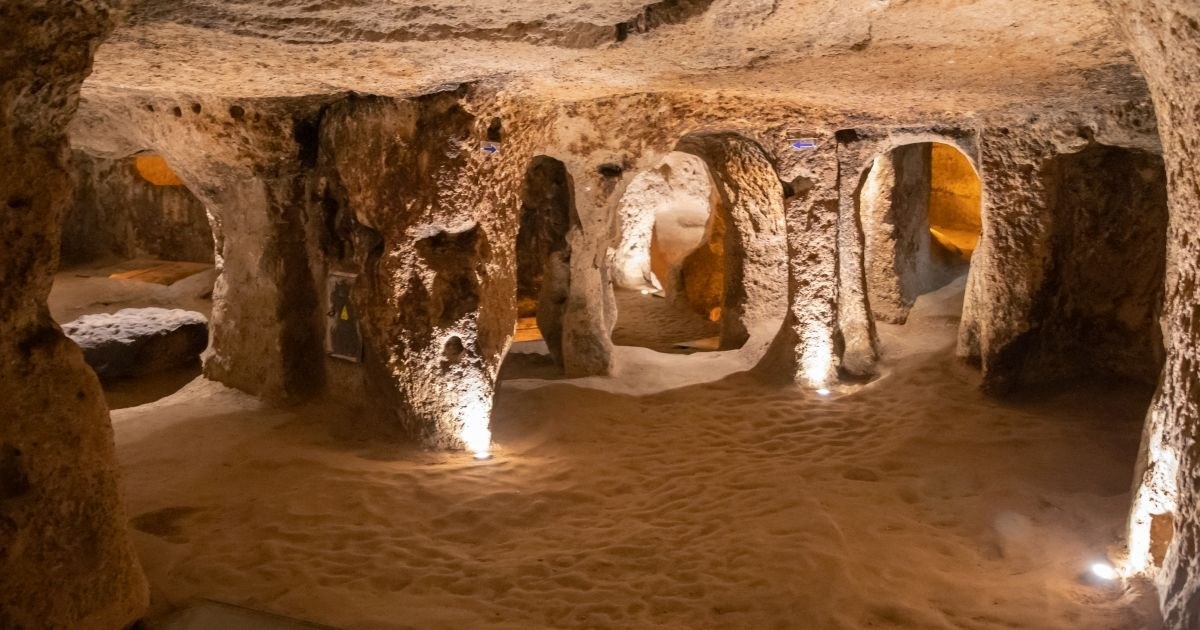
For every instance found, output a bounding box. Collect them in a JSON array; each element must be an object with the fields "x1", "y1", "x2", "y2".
[{"x1": 5, "y1": 1, "x2": 1200, "y2": 629}]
